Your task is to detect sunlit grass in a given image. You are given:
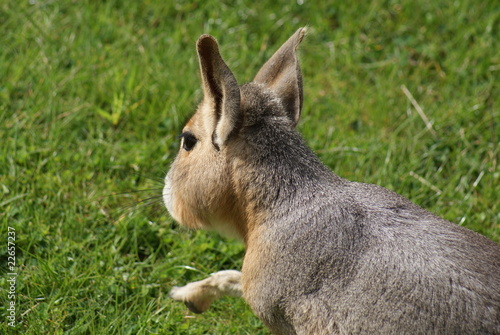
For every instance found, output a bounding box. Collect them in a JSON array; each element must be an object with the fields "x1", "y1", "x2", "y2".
[{"x1": 1, "y1": 0, "x2": 498, "y2": 333}]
